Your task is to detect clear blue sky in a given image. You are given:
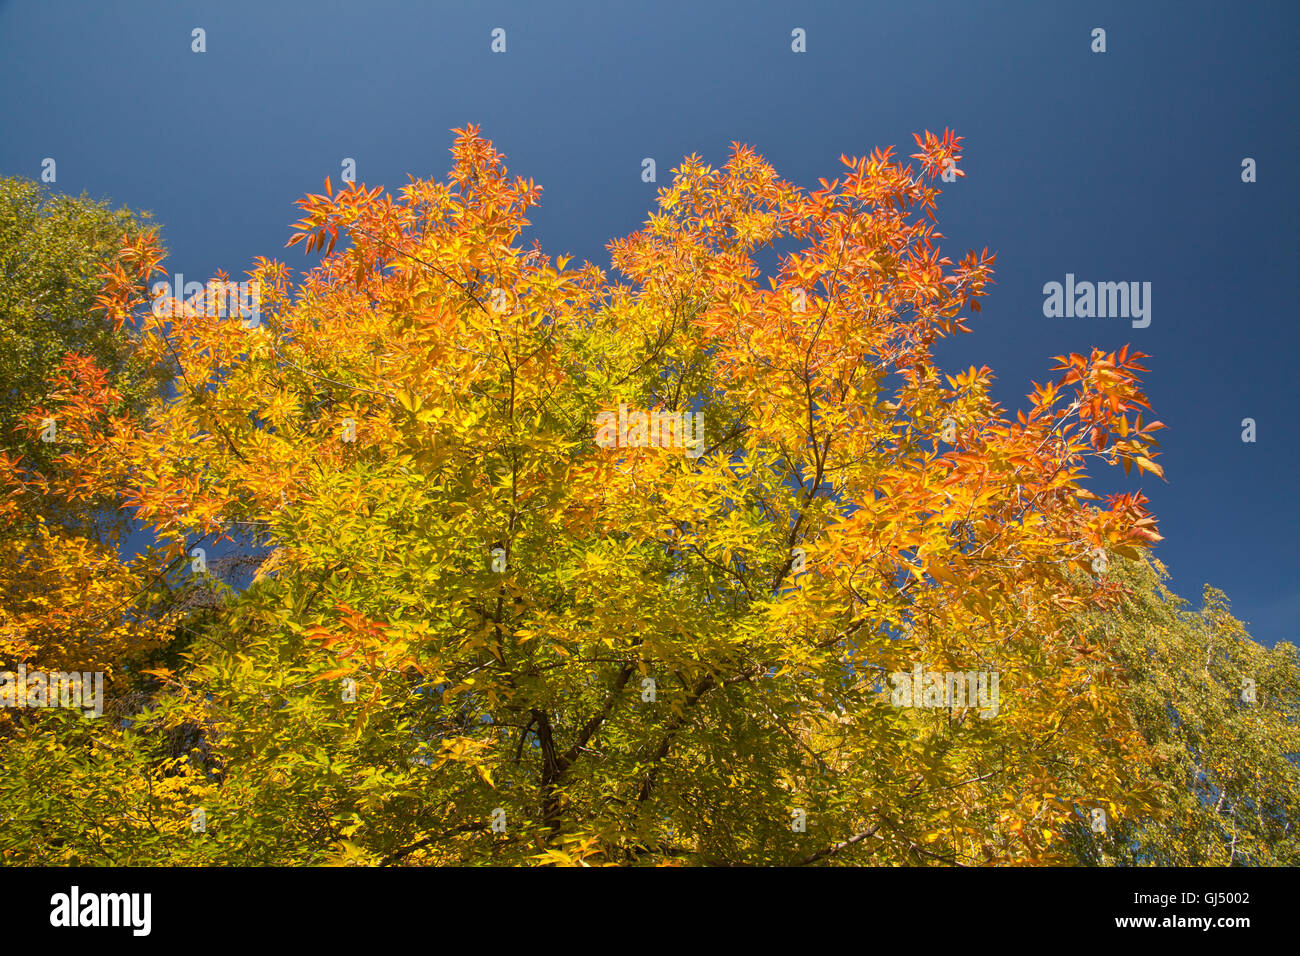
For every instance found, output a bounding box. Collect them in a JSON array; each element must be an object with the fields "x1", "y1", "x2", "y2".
[{"x1": 1, "y1": 0, "x2": 1296, "y2": 645}]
